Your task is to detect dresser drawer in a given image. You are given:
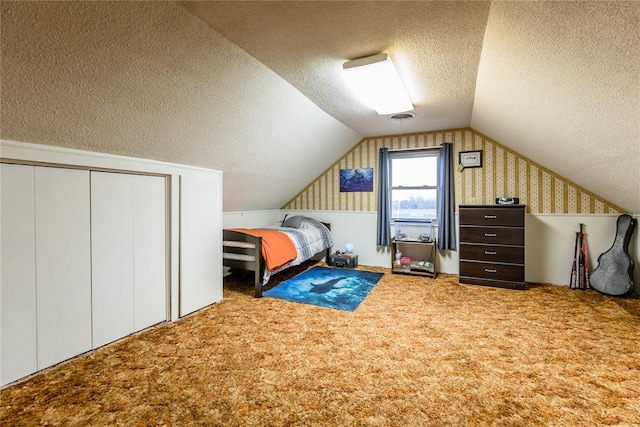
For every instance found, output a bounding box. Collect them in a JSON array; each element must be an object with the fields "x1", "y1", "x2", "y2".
[
  {"x1": 459, "y1": 261, "x2": 524, "y2": 282},
  {"x1": 459, "y1": 226, "x2": 524, "y2": 245},
  {"x1": 459, "y1": 207, "x2": 524, "y2": 227},
  {"x1": 459, "y1": 243, "x2": 524, "y2": 264},
  {"x1": 458, "y1": 275, "x2": 526, "y2": 290}
]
